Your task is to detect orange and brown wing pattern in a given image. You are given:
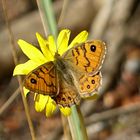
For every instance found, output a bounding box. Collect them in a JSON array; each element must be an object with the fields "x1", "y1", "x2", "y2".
[
  {"x1": 78, "y1": 72, "x2": 102, "y2": 98},
  {"x1": 64, "y1": 40, "x2": 106, "y2": 75},
  {"x1": 24, "y1": 61, "x2": 59, "y2": 96},
  {"x1": 54, "y1": 80, "x2": 80, "y2": 107}
]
